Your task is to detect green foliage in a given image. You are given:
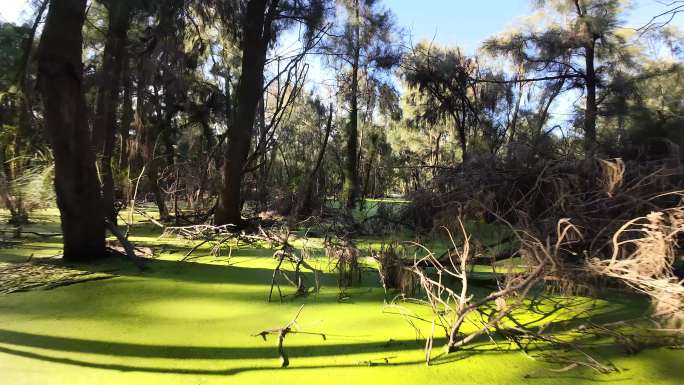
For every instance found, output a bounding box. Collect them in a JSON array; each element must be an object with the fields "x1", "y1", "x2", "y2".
[
  {"x1": 602, "y1": 61, "x2": 684, "y2": 155},
  {"x1": 0, "y1": 22, "x2": 28, "y2": 90}
]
